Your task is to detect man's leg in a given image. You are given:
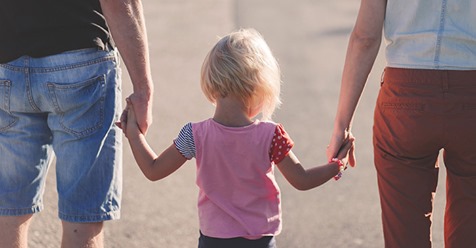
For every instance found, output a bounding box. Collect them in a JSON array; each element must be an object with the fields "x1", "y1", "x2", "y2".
[
  {"x1": 41, "y1": 48, "x2": 122, "y2": 246},
  {"x1": 0, "y1": 215, "x2": 33, "y2": 248},
  {"x1": 61, "y1": 221, "x2": 104, "y2": 248},
  {"x1": 0, "y1": 58, "x2": 52, "y2": 248}
]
